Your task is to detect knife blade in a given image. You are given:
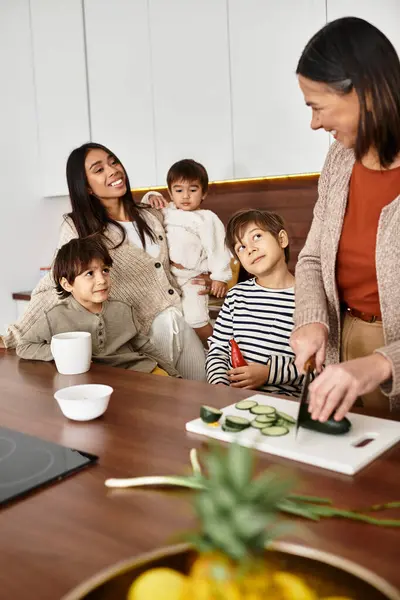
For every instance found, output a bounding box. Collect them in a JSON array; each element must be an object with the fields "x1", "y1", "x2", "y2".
[{"x1": 295, "y1": 356, "x2": 316, "y2": 439}]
